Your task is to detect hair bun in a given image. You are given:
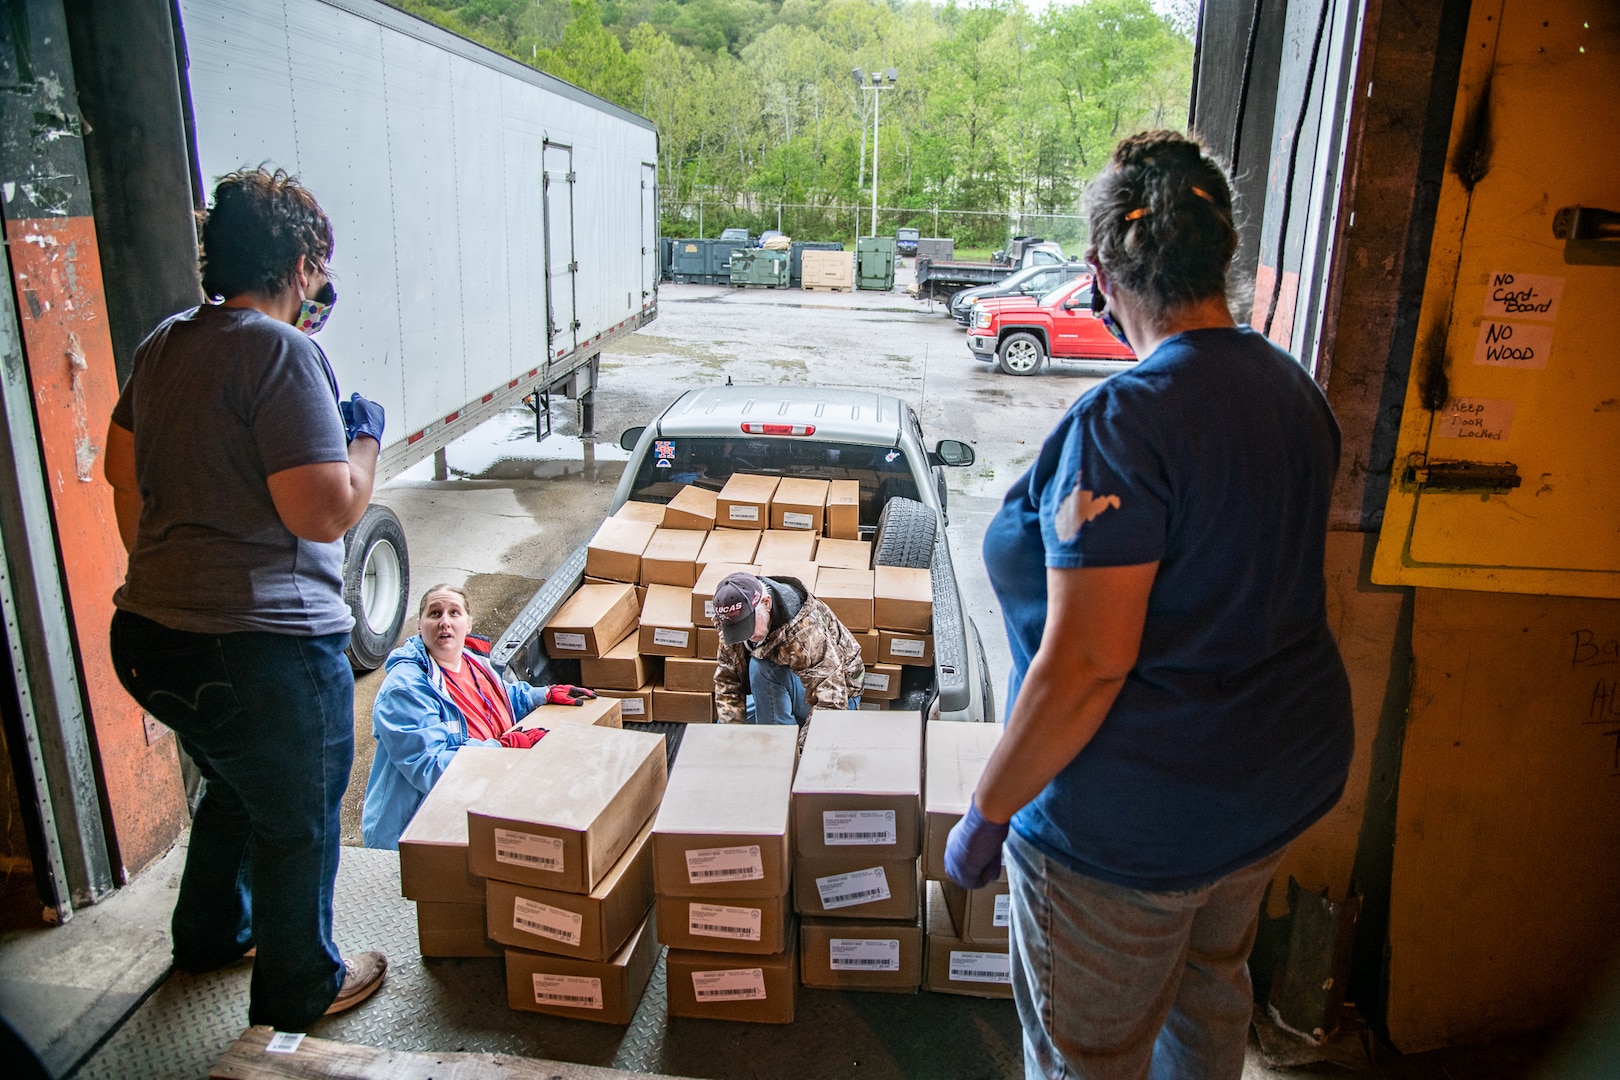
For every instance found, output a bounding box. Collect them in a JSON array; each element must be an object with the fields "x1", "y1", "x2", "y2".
[{"x1": 1113, "y1": 130, "x2": 1207, "y2": 173}]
